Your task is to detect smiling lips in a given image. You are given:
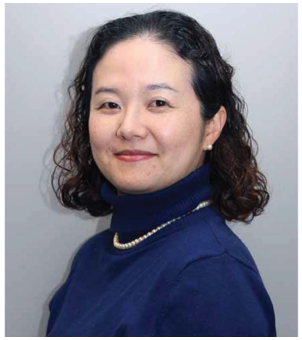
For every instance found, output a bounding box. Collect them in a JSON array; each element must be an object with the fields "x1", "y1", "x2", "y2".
[
  {"x1": 116, "y1": 154, "x2": 156, "y2": 162},
  {"x1": 116, "y1": 149, "x2": 156, "y2": 155},
  {"x1": 115, "y1": 149, "x2": 156, "y2": 162}
]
